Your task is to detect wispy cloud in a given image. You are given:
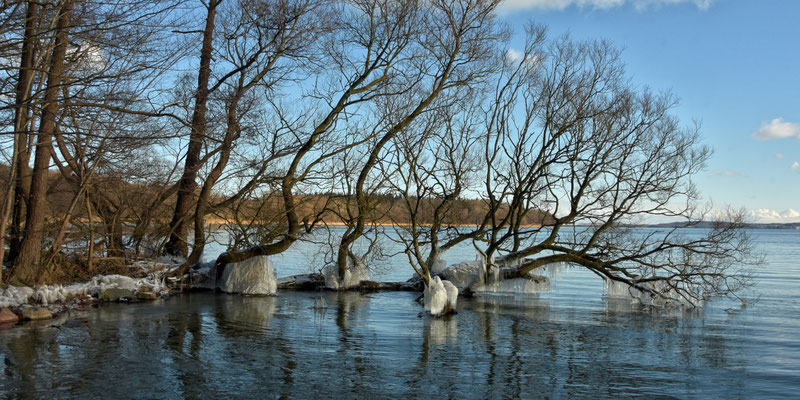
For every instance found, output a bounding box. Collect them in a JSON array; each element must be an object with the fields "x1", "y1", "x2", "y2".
[
  {"x1": 499, "y1": 0, "x2": 714, "y2": 12},
  {"x1": 713, "y1": 170, "x2": 741, "y2": 177},
  {"x1": 505, "y1": 48, "x2": 523, "y2": 64},
  {"x1": 750, "y1": 208, "x2": 800, "y2": 223},
  {"x1": 792, "y1": 161, "x2": 800, "y2": 172},
  {"x1": 776, "y1": 153, "x2": 784, "y2": 159},
  {"x1": 752, "y1": 117, "x2": 800, "y2": 140}
]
